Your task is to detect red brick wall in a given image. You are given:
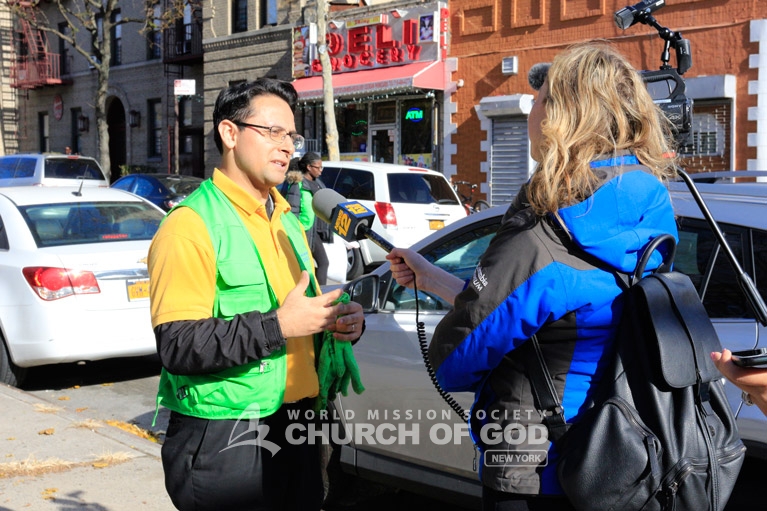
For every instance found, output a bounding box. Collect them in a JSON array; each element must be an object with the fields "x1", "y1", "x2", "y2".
[{"x1": 448, "y1": 0, "x2": 762, "y2": 191}]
